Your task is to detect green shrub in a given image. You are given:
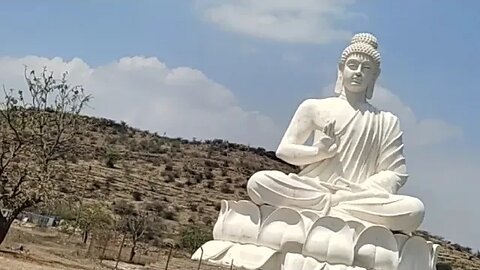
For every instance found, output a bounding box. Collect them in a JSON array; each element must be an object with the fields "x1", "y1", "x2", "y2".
[
  {"x1": 131, "y1": 191, "x2": 144, "y2": 201},
  {"x1": 105, "y1": 147, "x2": 120, "y2": 168},
  {"x1": 179, "y1": 225, "x2": 212, "y2": 255}
]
